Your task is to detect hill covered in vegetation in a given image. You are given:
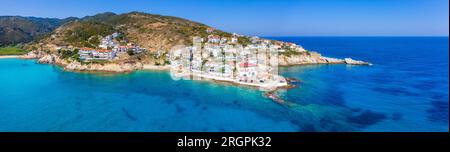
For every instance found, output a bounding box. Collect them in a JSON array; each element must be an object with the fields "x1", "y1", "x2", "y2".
[
  {"x1": 0, "y1": 16, "x2": 75, "y2": 46},
  {"x1": 37, "y1": 12, "x2": 233, "y2": 52}
]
